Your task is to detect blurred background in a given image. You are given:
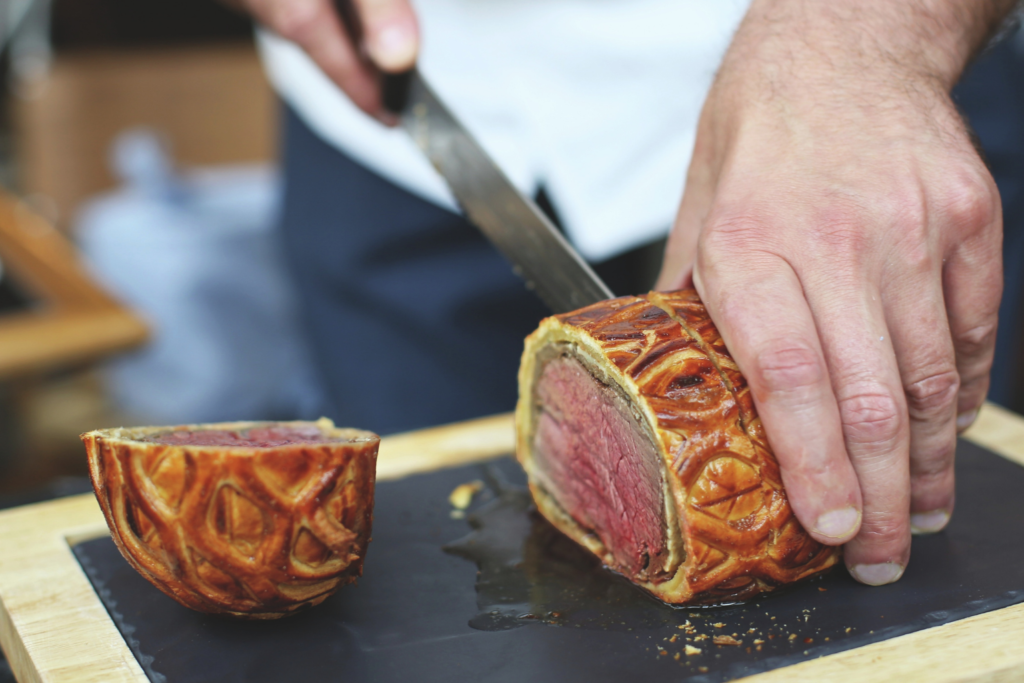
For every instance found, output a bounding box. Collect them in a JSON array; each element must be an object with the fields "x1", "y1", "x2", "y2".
[
  {"x1": 0, "y1": 0, "x2": 329, "y2": 513},
  {"x1": 0, "y1": 2, "x2": 1021, "y2": 511}
]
